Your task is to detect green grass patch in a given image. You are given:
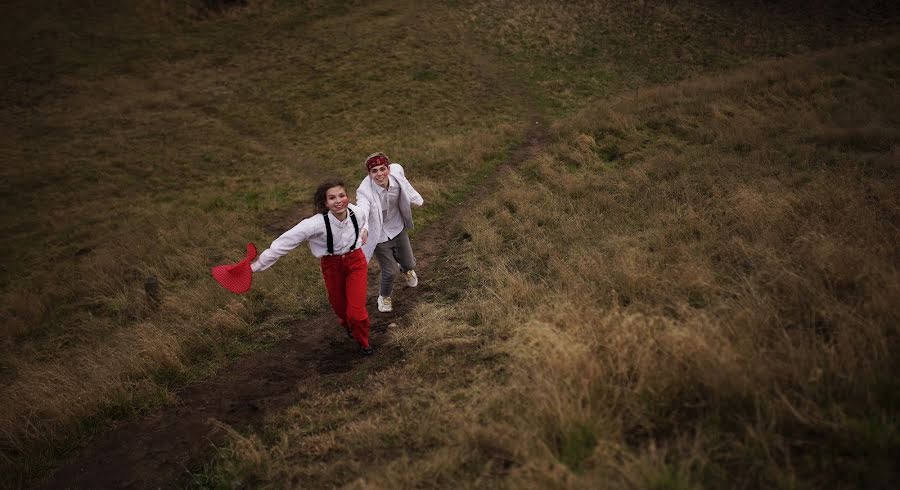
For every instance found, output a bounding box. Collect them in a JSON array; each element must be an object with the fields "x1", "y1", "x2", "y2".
[{"x1": 555, "y1": 423, "x2": 598, "y2": 472}]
